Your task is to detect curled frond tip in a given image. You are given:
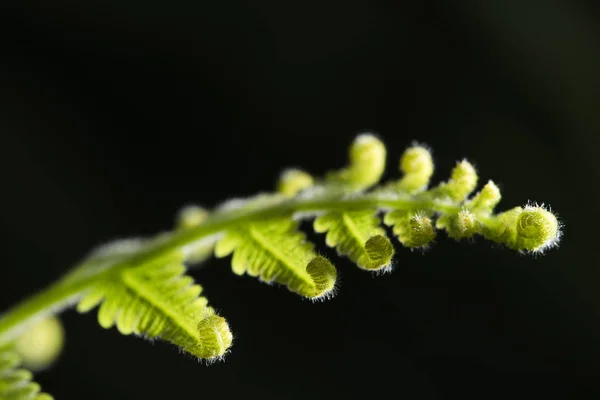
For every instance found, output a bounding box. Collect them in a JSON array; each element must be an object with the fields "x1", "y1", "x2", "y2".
[
  {"x1": 305, "y1": 256, "x2": 338, "y2": 300},
  {"x1": 516, "y1": 204, "x2": 561, "y2": 253}
]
